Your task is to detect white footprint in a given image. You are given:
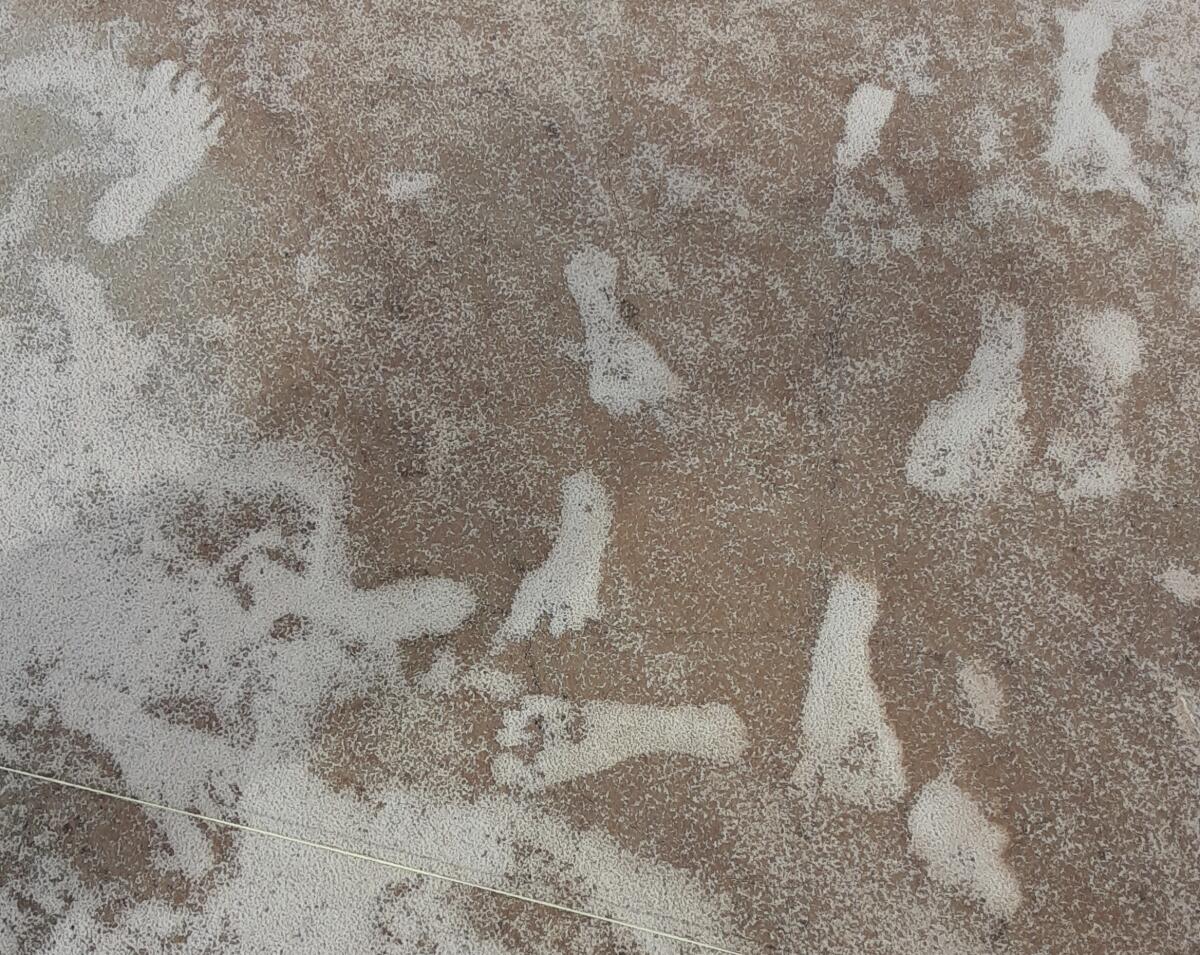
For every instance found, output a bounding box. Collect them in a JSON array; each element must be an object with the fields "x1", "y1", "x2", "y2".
[
  {"x1": 823, "y1": 82, "x2": 921, "y2": 263},
  {"x1": 908, "y1": 775, "x2": 1022, "y2": 918},
  {"x1": 495, "y1": 471, "x2": 612, "y2": 645},
  {"x1": 1044, "y1": 2, "x2": 1150, "y2": 203},
  {"x1": 905, "y1": 302, "x2": 1029, "y2": 502},
  {"x1": 493, "y1": 695, "x2": 748, "y2": 791},
  {"x1": 565, "y1": 245, "x2": 680, "y2": 416},
  {"x1": 89, "y1": 63, "x2": 224, "y2": 243},
  {"x1": 792, "y1": 575, "x2": 907, "y2": 809}
]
